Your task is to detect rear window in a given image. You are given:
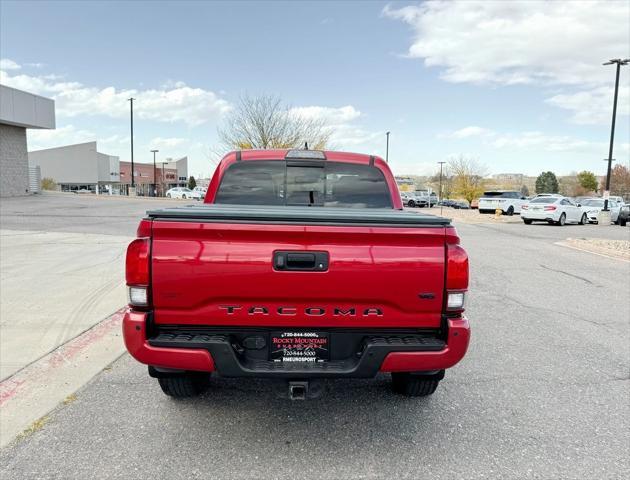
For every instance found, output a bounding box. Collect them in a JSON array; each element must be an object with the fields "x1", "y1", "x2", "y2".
[
  {"x1": 483, "y1": 191, "x2": 519, "y2": 198},
  {"x1": 582, "y1": 199, "x2": 604, "y2": 208},
  {"x1": 215, "y1": 160, "x2": 392, "y2": 208},
  {"x1": 530, "y1": 197, "x2": 557, "y2": 204}
]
